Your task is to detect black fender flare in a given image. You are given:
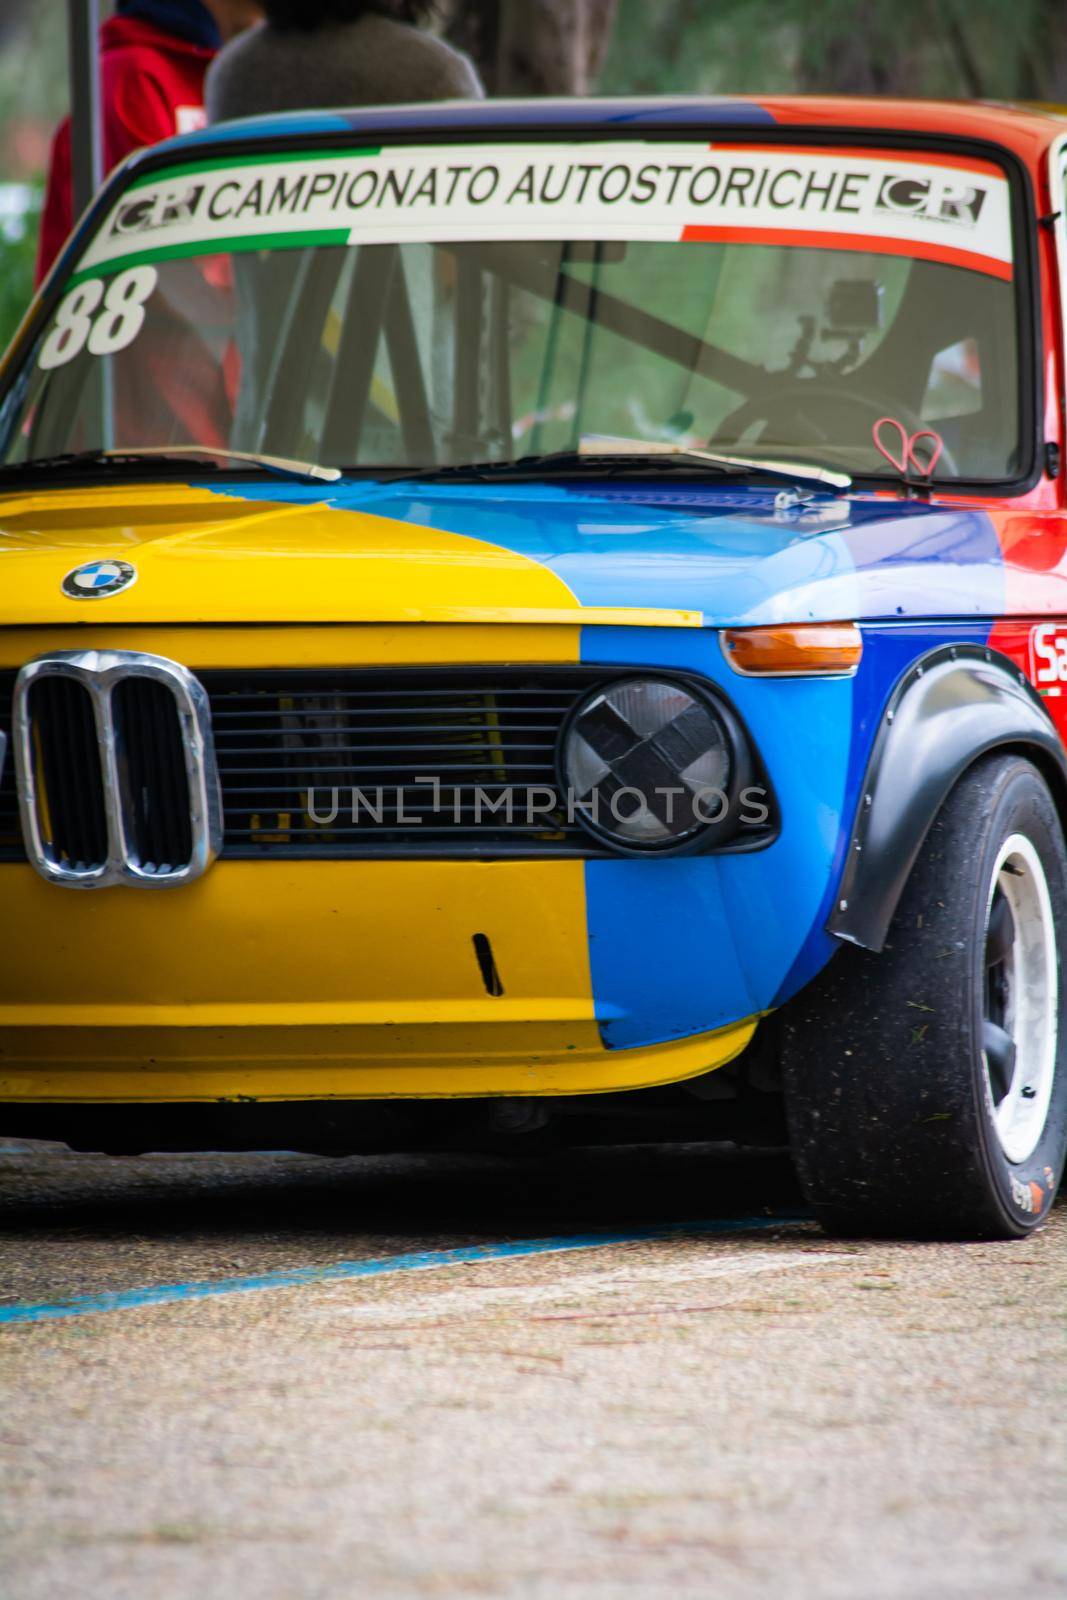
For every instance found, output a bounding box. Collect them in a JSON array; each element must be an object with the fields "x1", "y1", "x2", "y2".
[{"x1": 827, "y1": 644, "x2": 1067, "y2": 953}]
